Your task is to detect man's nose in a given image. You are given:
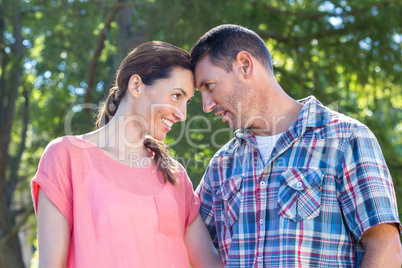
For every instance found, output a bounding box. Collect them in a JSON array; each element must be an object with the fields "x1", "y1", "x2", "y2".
[{"x1": 202, "y1": 93, "x2": 216, "y2": 113}]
